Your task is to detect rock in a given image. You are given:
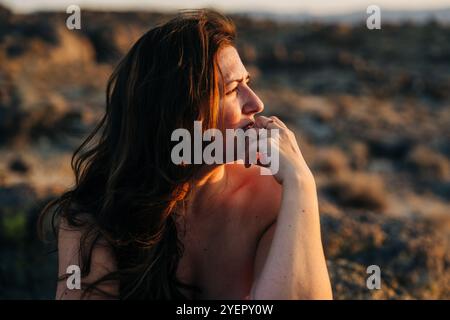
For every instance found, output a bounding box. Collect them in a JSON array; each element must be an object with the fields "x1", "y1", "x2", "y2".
[
  {"x1": 8, "y1": 158, "x2": 29, "y2": 174},
  {"x1": 321, "y1": 209, "x2": 450, "y2": 299}
]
